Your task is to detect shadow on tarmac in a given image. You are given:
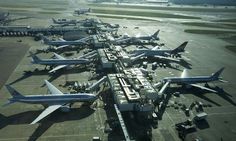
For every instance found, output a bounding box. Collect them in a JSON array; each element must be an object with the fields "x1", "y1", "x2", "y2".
[
  {"x1": 0, "y1": 106, "x2": 95, "y2": 141},
  {"x1": 8, "y1": 66, "x2": 92, "y2": 87}
]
